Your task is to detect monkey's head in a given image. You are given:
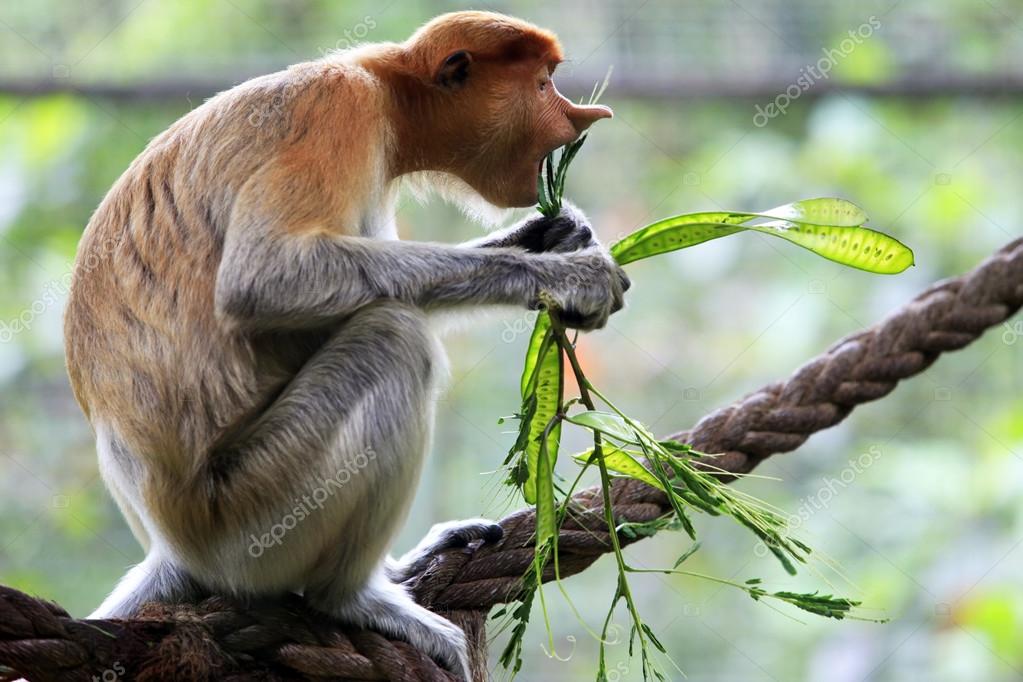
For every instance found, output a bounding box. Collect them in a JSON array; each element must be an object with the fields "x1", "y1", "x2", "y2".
[{"x1": 396, "y1": 11, "x2": 613, "y2": 208}]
